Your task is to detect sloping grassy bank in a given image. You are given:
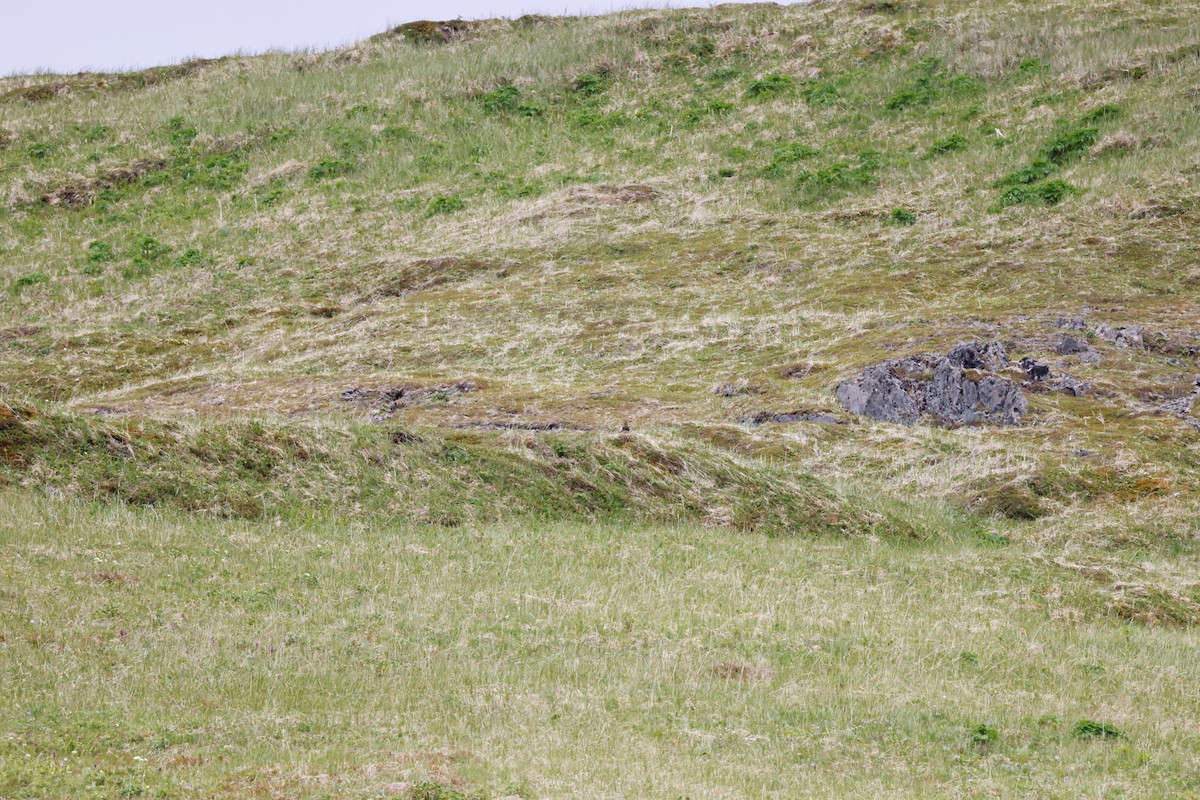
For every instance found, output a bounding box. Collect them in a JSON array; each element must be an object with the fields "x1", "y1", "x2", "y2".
[{"x1": 0, "y1": 404, "x2": 905, "y2": 536}]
